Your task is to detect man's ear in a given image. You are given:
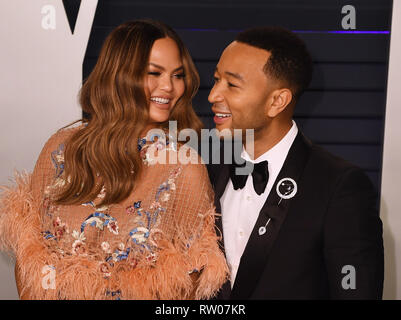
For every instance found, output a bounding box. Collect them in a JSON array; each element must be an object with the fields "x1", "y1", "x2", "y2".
[{"x1": 266, "y1": 88, "x2": 293, "y2": 118}]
